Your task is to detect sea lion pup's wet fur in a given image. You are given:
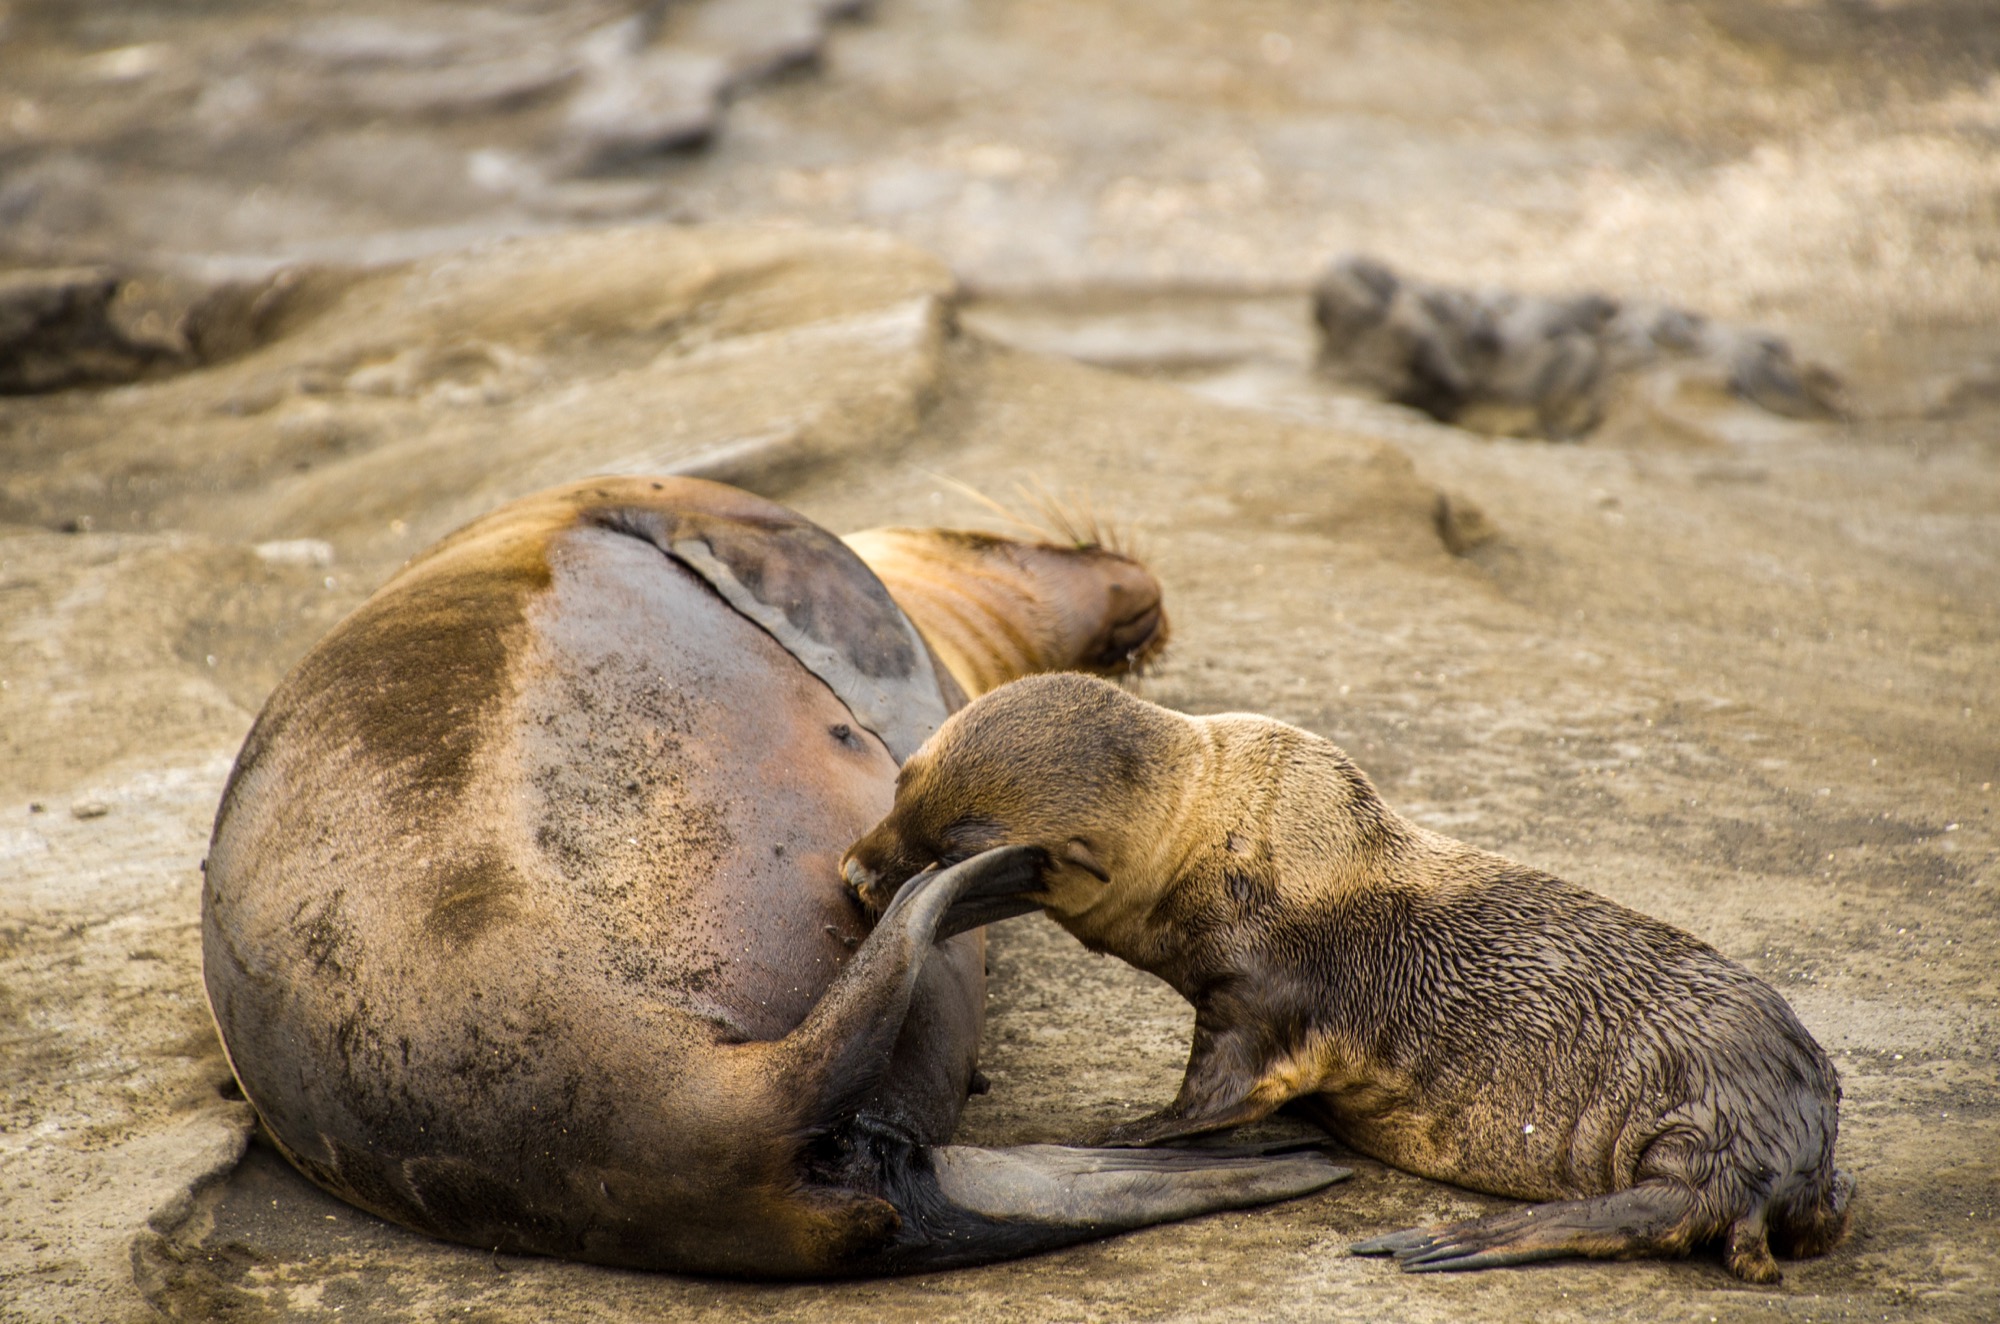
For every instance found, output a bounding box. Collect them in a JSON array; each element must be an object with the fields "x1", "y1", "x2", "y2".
[
  {"x1": 203, "y1": 480, "x2": 1337, "y2": 1279},
  {"x1": 842, "y1": 674, "x2": 1853, "y2": 1282}
]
